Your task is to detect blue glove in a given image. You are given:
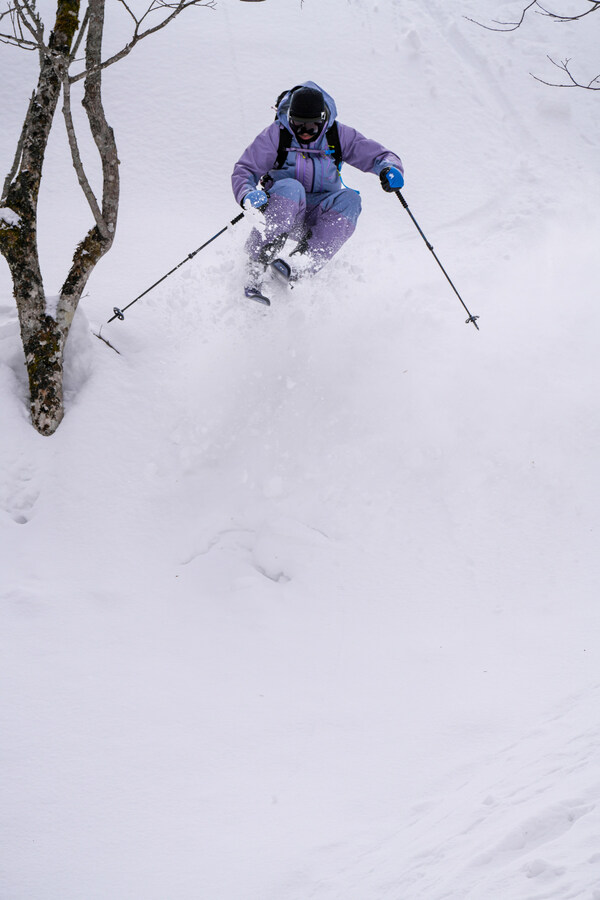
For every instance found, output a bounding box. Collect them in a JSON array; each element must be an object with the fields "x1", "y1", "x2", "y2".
[
  {"x1": 380, "y1": 166, "x2": 404, "y2": 192},
  {"x1": 243, "y1": 189, "x2": 268, "y2": 210}
]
